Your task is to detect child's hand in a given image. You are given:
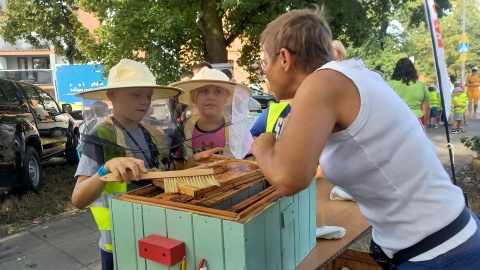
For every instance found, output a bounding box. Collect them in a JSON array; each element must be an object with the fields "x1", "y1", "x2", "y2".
[
  {"x1": 184, "y1": 147, "x2": 228, "y2": 169},
  {"x1": 104, "y1": 157, "x2": 148, "y2": 183}
]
